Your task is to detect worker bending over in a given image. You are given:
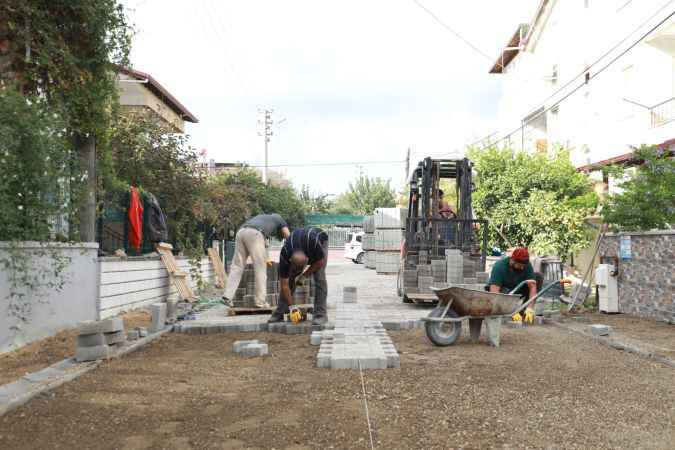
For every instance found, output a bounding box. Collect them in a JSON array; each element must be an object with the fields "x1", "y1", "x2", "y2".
[
  {"x1": 268, "y1": 227, "x2": 329, "y2": 326},
  {"x1": 222, "y1": 214, "x2": 290, "y2": 308},
  {"x1": 487, "y1": 247, "x2": 539, "y2": 323}
]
